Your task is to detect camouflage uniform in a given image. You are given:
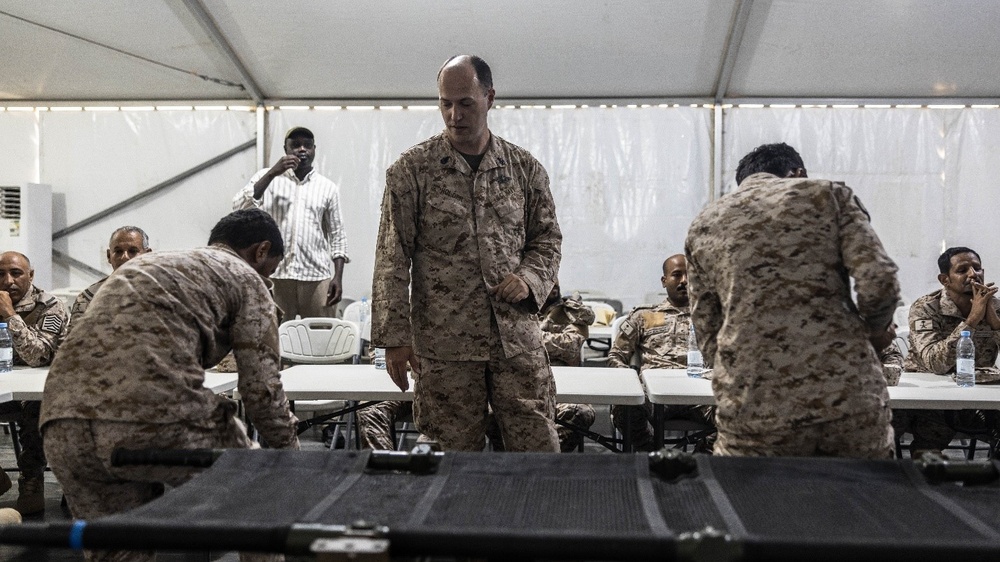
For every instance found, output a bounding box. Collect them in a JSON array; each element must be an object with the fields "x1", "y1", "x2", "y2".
[
  {"x1": 685, "y1": 172, "x2": 899, "y2": 459},
  {"x1": 372, "y1": 132, "x2": 562, "y2": 452},
  {"x1": 607, "y1": 299, "x2": 716, "y2": 451},
  {"x1": 41, "y1": 247, "x2": 298, "y2": 562},
  {"x1": 65, "y1": 277, "x2": 107, "y2": 336},
  {"x1": 359, "y1": 296, "x2": 594, "y2": 452},
  {"x1": 540, "y1": 295, "x2": 597, "y2": 452},
  {"x1": 880, "y1": 341, "x2": 904, "y2": 387},
  {"x1": 895, "y1": 290, "x2": 1000, "y2": 455},
  {"x1": 0, "y1": 285, "x2": 68, "y2": 481}
]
